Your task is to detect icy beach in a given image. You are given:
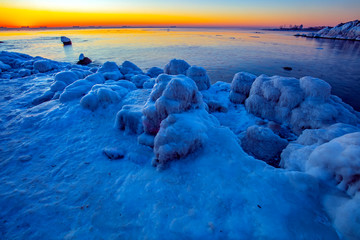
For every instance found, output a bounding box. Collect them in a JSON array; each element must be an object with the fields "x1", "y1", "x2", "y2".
[{"x1": 1, "y1": 51, "x2": 360, "y2": 239}]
